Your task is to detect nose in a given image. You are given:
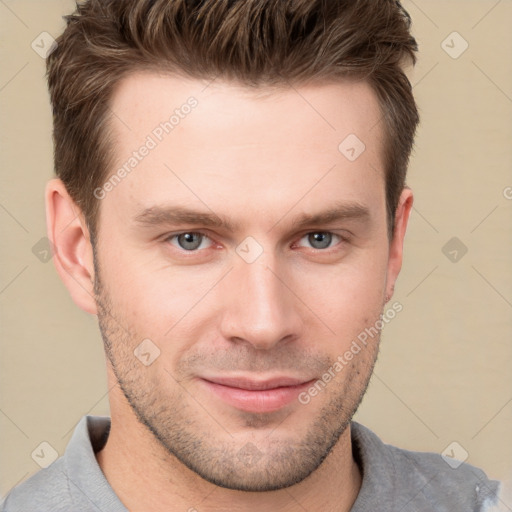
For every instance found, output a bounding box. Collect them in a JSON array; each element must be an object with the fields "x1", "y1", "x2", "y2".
[{"x1": 219, "y1": 255, "x2": 303, "y2": 351}]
